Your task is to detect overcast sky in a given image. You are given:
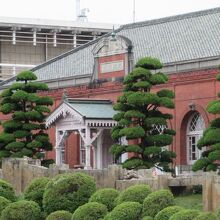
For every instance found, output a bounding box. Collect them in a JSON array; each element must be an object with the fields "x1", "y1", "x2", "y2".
[{"x1": 1, "y1": 0, "x2": 220, "y2": 25}]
